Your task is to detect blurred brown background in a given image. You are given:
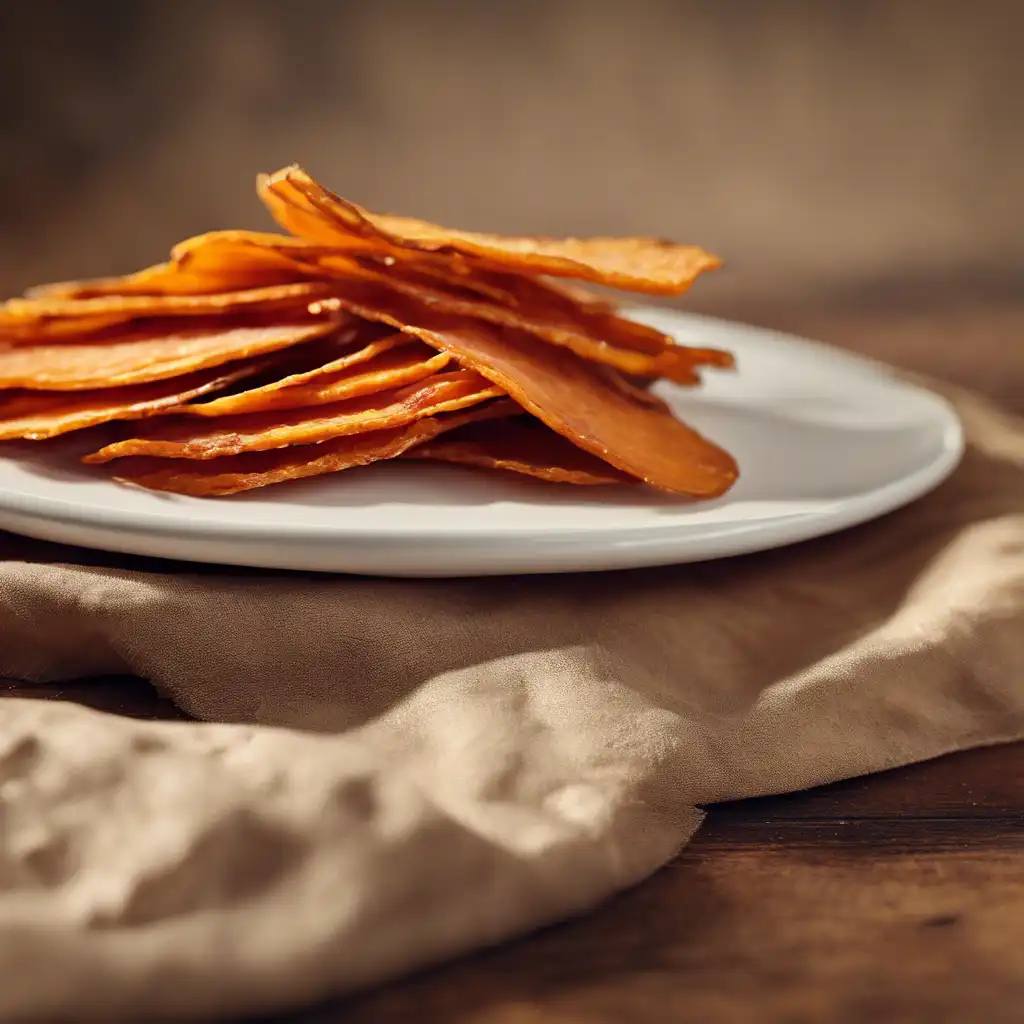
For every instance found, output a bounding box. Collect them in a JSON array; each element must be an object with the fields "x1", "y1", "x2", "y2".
[{"x1": 1, "y1": 0, "x2": 1021, "y2": 319}]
